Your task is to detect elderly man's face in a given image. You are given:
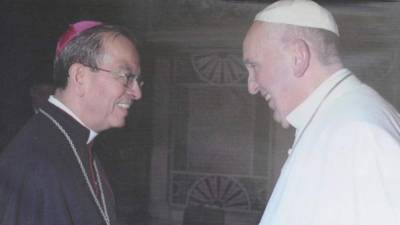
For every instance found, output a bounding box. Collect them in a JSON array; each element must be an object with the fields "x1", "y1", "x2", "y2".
[
  {"x1": 83, "y1": 33, "x2": 142, "y2": 131},
  {"x1": 243, "y1": 22, "x2": 294, "y2": 128}
]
